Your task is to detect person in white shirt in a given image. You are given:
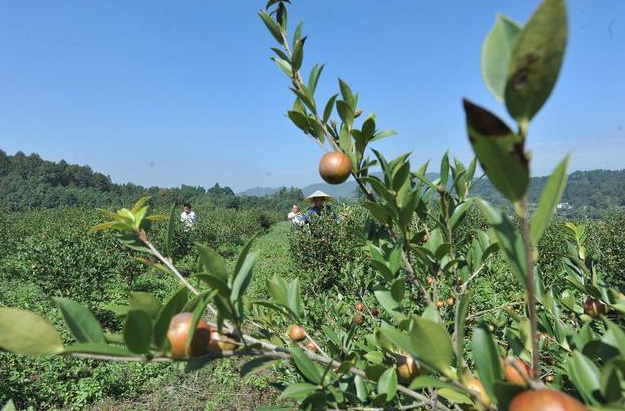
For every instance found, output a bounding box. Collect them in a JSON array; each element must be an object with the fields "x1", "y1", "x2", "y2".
[
  {"x1": 287, "y1": 204, "x2": 304, "y2": 225},
  {"x1": 180, "y1": 203, "x2": 197, "y2": 230}
]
